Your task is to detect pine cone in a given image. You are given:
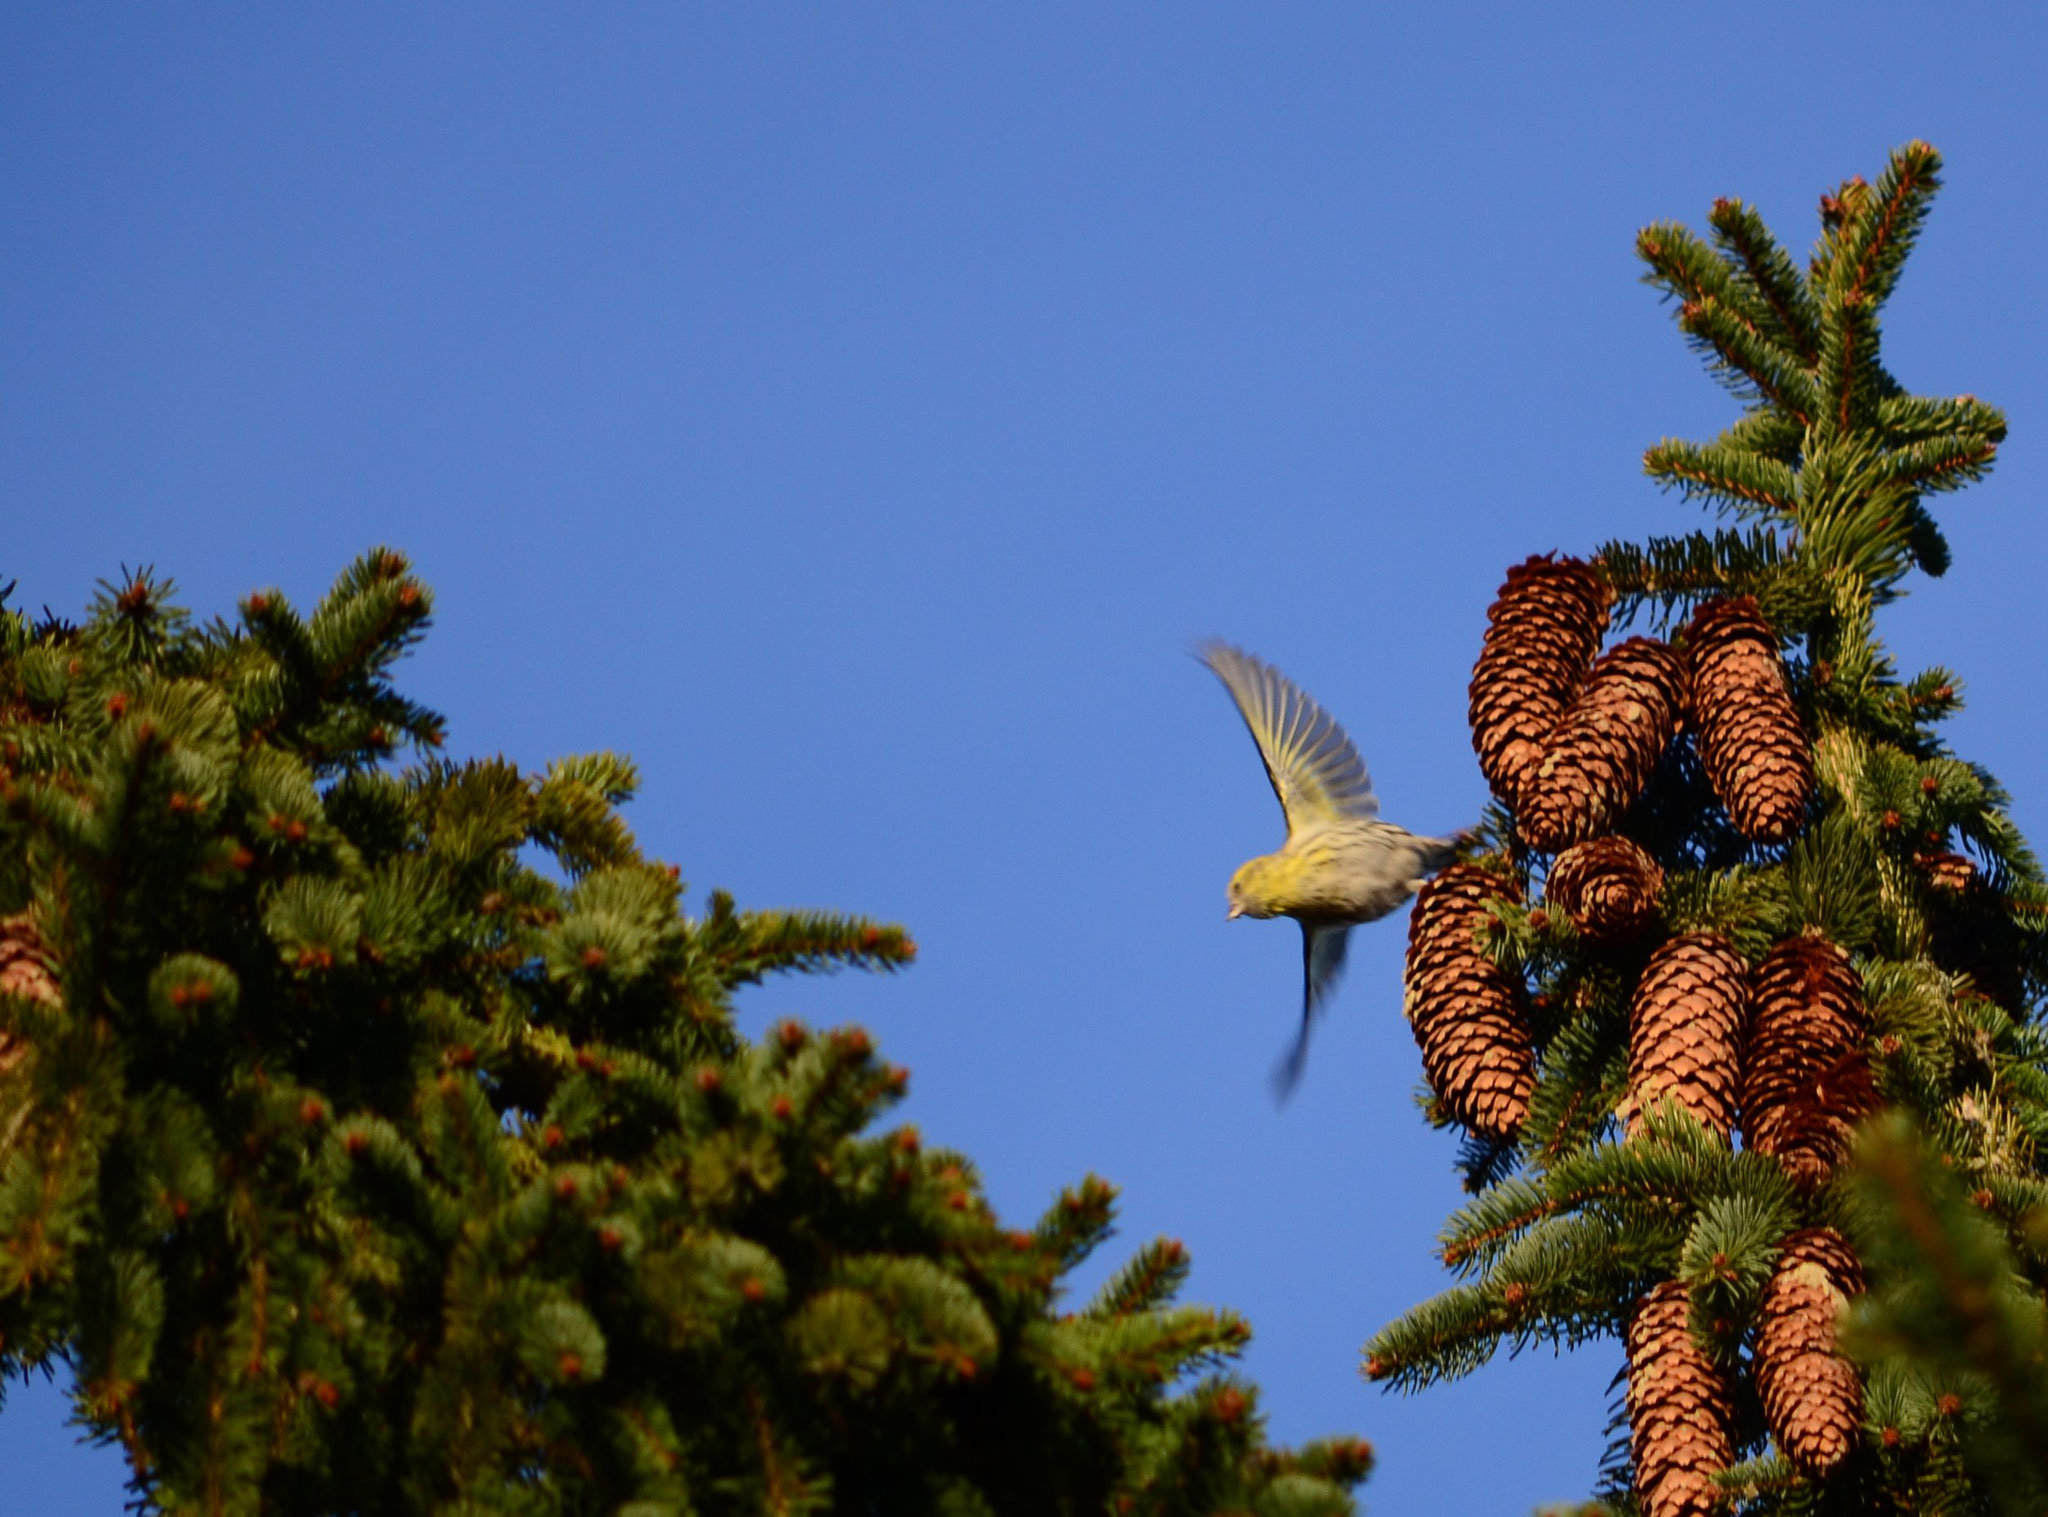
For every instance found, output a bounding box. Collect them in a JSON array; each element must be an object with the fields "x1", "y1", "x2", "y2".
[
  {"x1": 1919, "y1": 851, "x2": 2028, "y2": 1010},
  {"x1": 0, "y1": 915, "x2": 57, "y2": 1007},
  {"x1": 1916, "y1": 850, "x2": 1976, "y2": 893},
  {"x1": 0, "y1": 913, "x2": 56, "y2": 1081},
  {"x1": 1756, "y1": 1228, "x2": 1864, "y2": 1478},
  {"x1": 1546, "y1": 836, "x2": 1664, "y2": 942},
  {"x1": 1469, "y1": 555, "x2": 1611, "y2": 803},
  {"x1": 1516, "y1": 638, "x2": 1685, "y2": 852},
  {"x1": 1402, "y1": 865, "x2": 1534, "y2": 1141},
  {"x1": 1626, "y1": 1281, "x2": 1735, "y2": 1517},
  {"x1": 1686, "y1": 597, "x2": 1812, "y2": 844},
  {"x1": 1744, "y1": 935, "x2": 1871, "y2": 1190},
  {"x1": 1624, "y1": 933, "x2": 1747, "y2": 1140}
]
